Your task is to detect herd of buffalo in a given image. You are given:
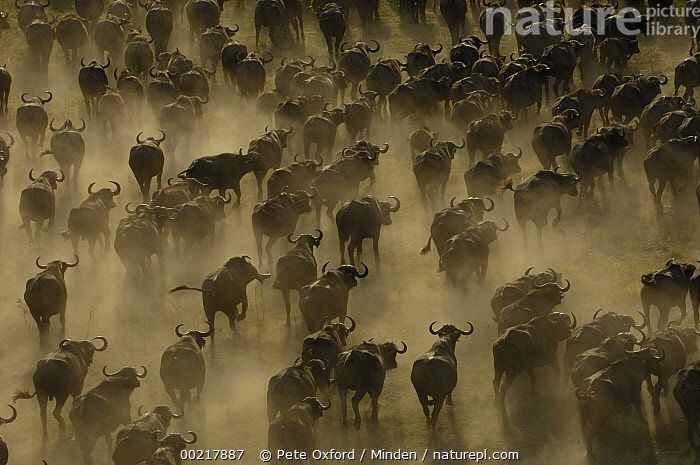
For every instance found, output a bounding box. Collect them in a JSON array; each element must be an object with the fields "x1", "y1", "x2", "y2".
[{"x1": 0, "y1": 0, "x2": 700, "y2": 463}]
